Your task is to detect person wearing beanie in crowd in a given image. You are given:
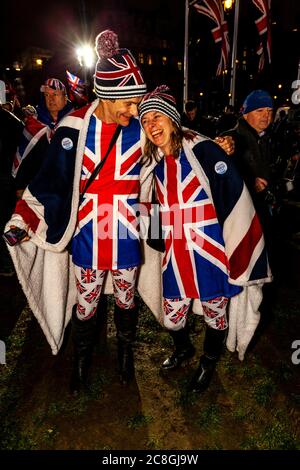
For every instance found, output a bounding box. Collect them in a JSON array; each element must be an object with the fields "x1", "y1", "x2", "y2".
[
  {"x1": 12, "y1": 78, "x2": 73, "y2": 198},
  {"x1": 222, "y1": 90, "x2": 279, "y2": 274},
  {"x1": 138, "y1": 85, "x2": 271, "y2": 393},
  {"x1": 5, "y1": 30, "x2": 148, "y2": 394}
]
